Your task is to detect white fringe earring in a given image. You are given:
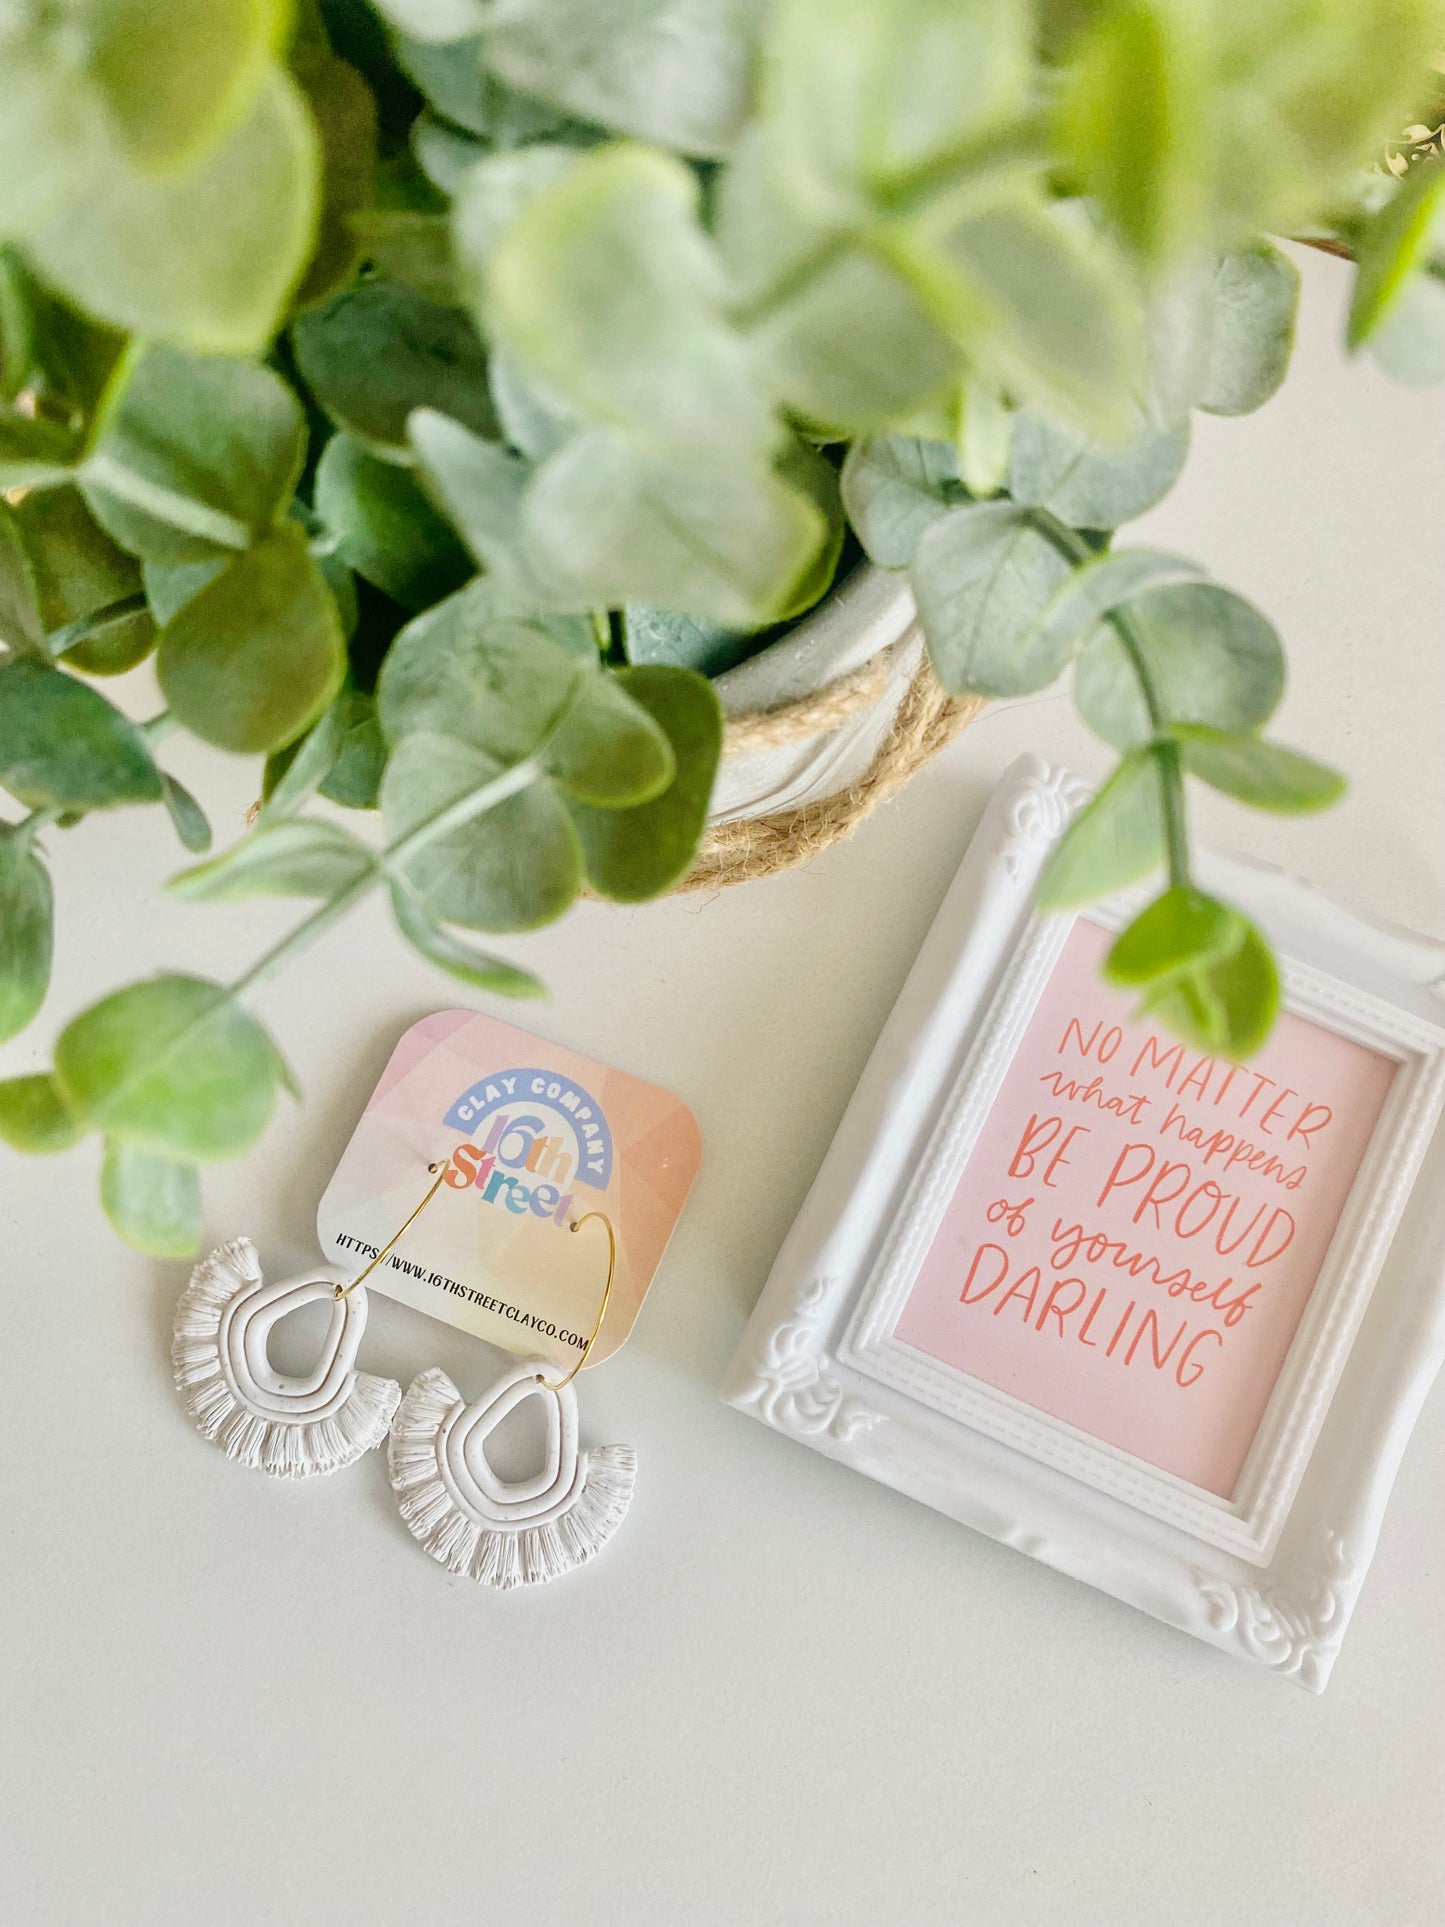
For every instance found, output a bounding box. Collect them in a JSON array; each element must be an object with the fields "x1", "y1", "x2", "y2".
[
  {"x1": 172, "y1": 1238, "x2": 401, "y2": 1479},
  {"x1": 171, "y1": 1160, "x2": 451, "y2": 1479},
  {"x1": 388, "y1": 1210, "x2": 637, "y2": 1587}
]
